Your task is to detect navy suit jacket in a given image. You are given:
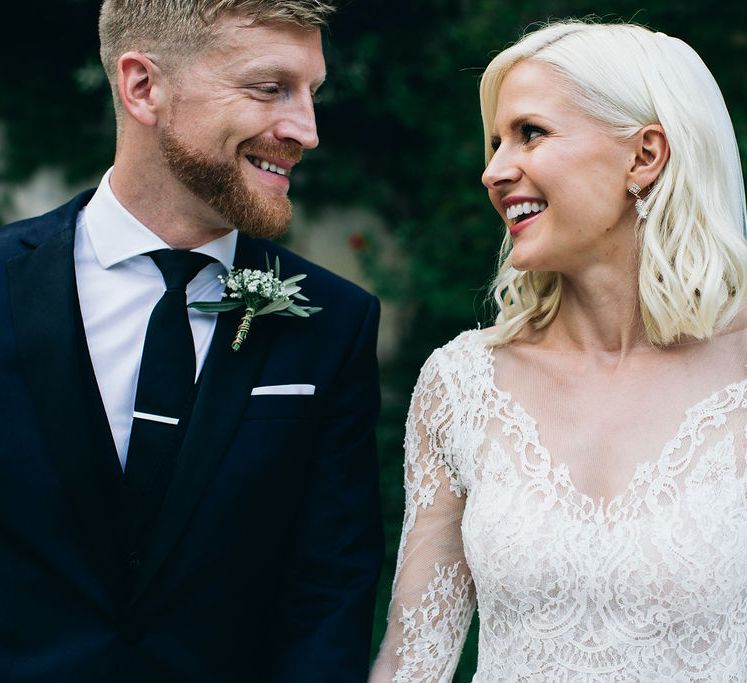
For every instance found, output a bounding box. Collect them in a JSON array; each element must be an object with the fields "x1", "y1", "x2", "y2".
[{"x1": 0, "y1": 192, "x2": 384, "y2": 682}]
